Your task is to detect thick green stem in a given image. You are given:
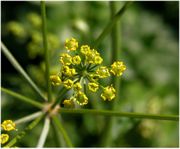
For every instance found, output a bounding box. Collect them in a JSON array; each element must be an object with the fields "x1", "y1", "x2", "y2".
[
  {"x1": 52, "y1": 115, "x2": 73, "y2": 147},
  {"x1": 4, "y1": 115, "x2": 44, "y2": 148},
  {"x1": 1, "y1": 87, "x2": 44, "y2": 109},
  {"x1": 59, "y1": 108, "x2": 179, "y2": 121},
  {"x1": 1, "y1": 42, "x2": 47, "y2": 101},
  {"x1": 94, "y1": 1, "x2": 132, "y2": 48},
  {"x1": 41, "y1": 1, "x2": 51, "y2": 101}
]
